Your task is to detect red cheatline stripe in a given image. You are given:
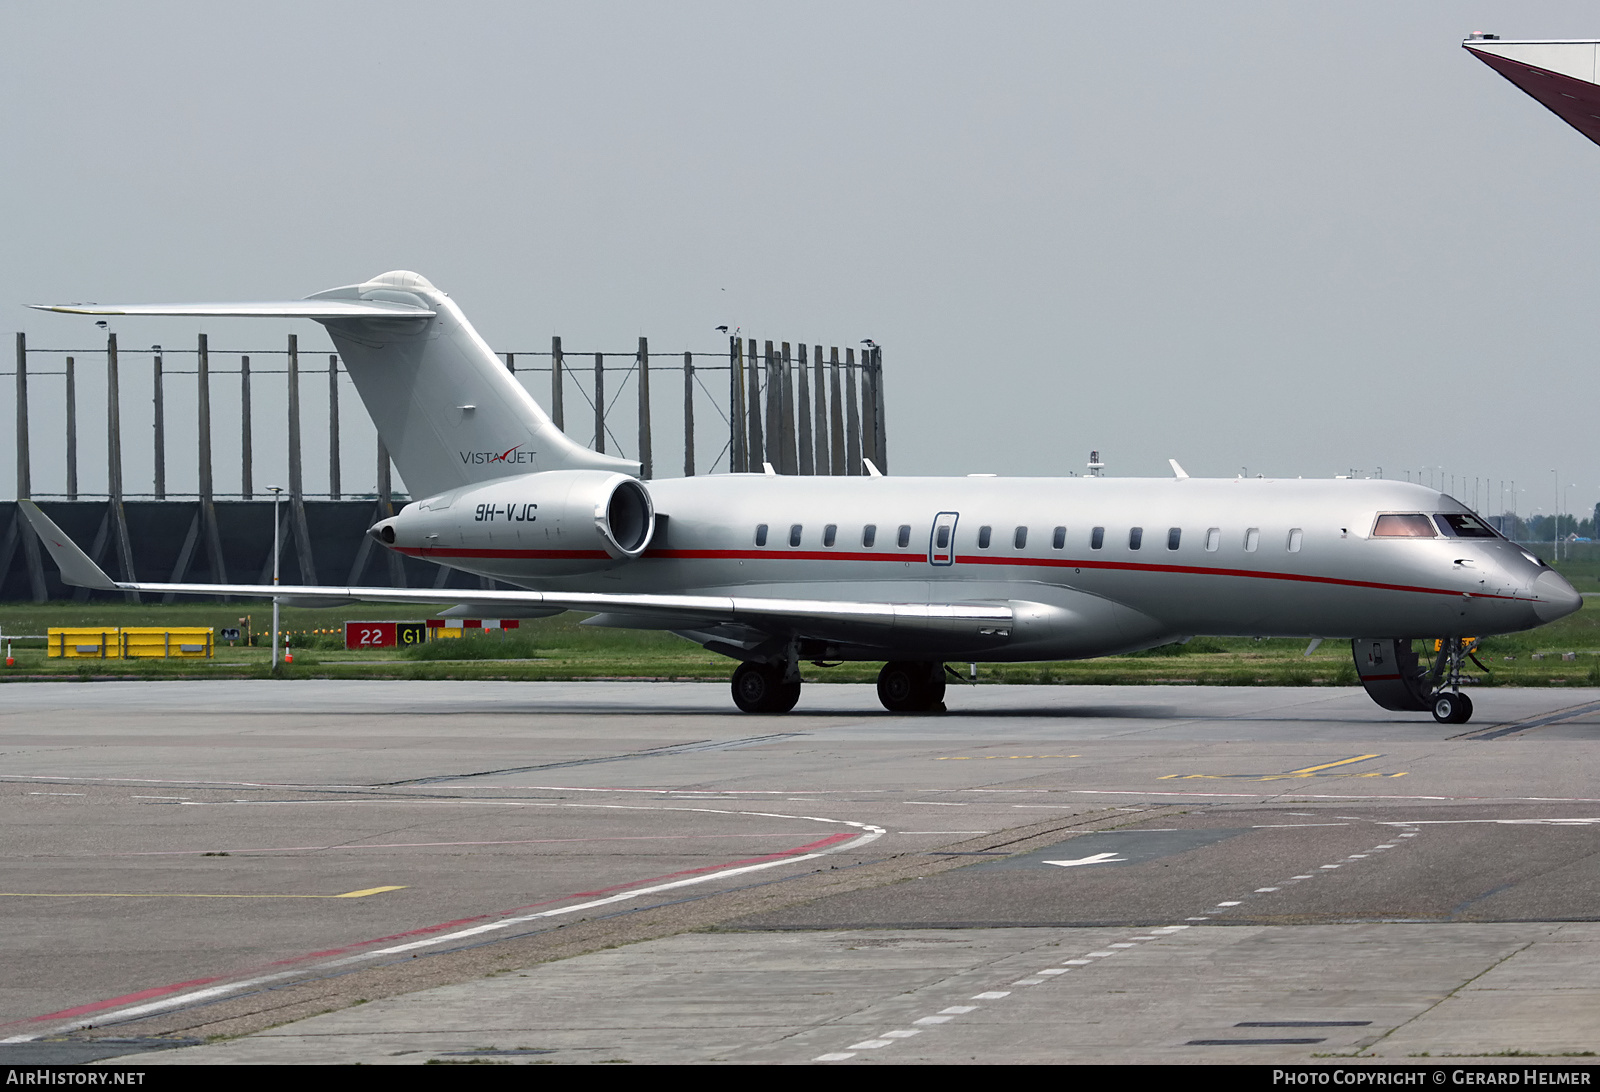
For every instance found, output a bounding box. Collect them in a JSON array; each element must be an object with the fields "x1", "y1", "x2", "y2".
[
  {"x1": 395, "y1": 547, "x2": 610, "y2": 560},
  {"x1": 15, "y1": 829, "x2": 854, "y2": 1028},
  {"x1": 392, "y1": 544, "x2": 1526, "y2": 602},
  {"x1": 648, "y1": 549, "x2": 926, "y2": 563},
  {"x1": 950, "y1": 554, "x2": 1520, "y2": 599}
]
